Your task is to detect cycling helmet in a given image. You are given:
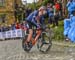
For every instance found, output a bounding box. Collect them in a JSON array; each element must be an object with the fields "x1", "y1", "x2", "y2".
[{"x1": 38, "y1": 6, "x2": 46, "y2": 11}]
